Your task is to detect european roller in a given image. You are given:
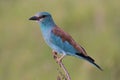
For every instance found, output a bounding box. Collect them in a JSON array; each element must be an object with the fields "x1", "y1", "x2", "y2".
[{"x1": 29, "y1": 12, "x2": 102, "y2": 71}]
